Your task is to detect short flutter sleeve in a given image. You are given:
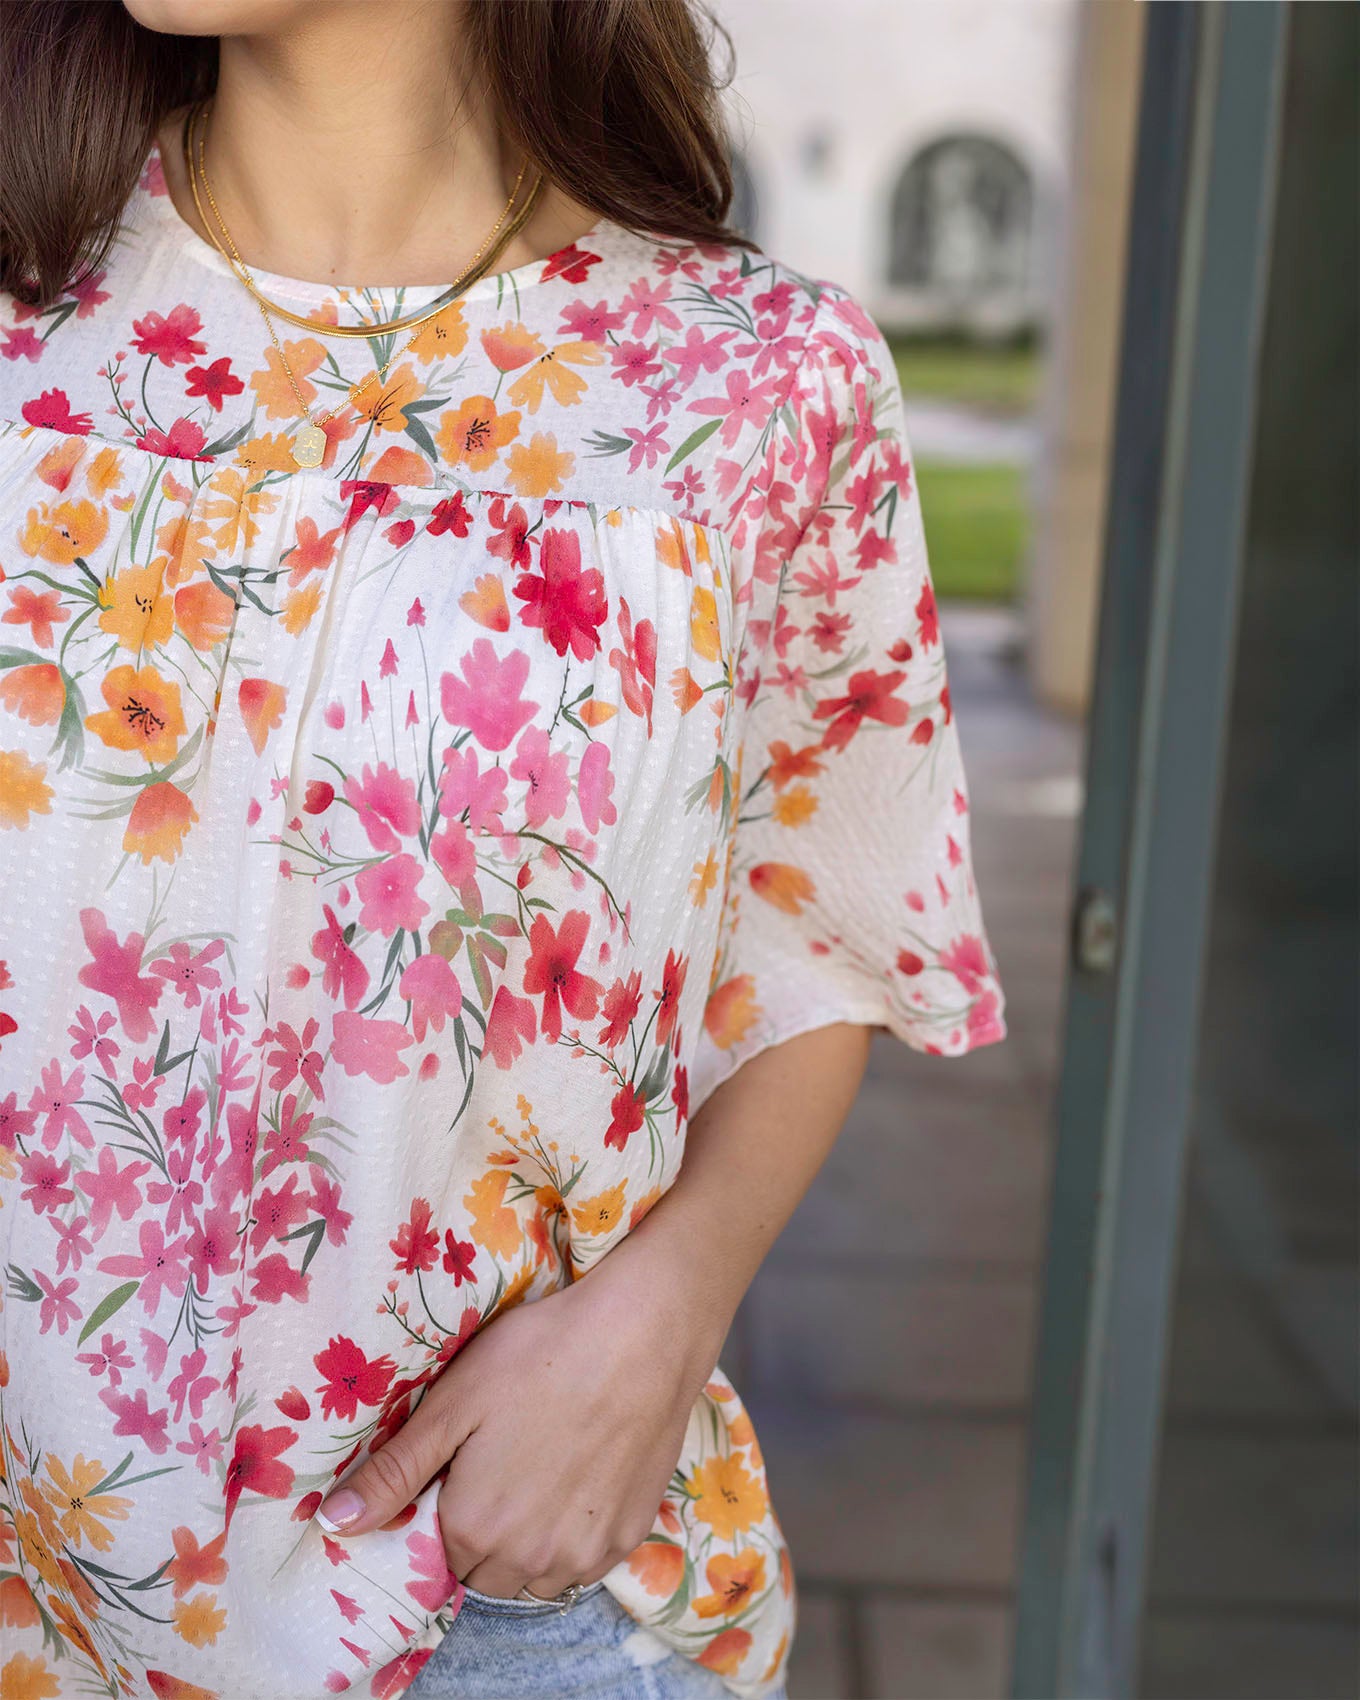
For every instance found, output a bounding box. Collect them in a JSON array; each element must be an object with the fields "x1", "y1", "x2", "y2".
[{"x1": 690, "y1": 283, "x2": 1007, "y2": 1115}]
